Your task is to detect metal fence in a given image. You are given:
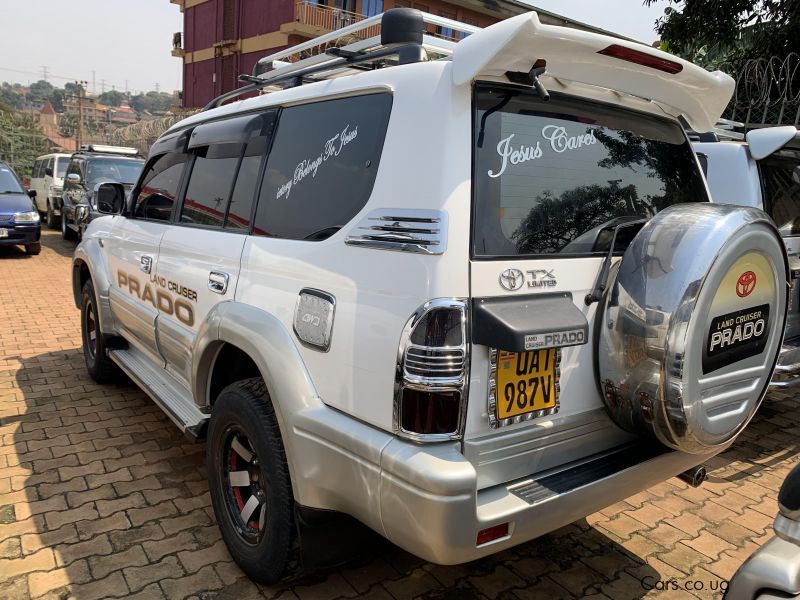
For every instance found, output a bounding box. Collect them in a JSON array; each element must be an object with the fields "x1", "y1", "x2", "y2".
[{"x1": 724, "y1": 53, "x2": 800, "y2": 128}]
